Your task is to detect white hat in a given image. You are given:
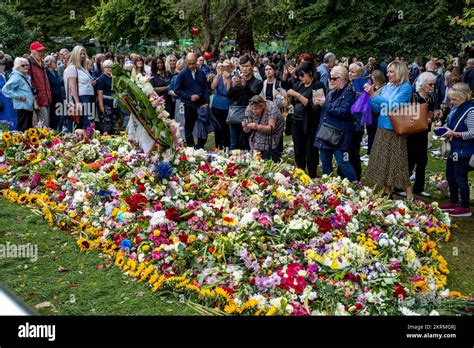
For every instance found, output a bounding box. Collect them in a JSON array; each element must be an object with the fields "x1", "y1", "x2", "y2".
[{"x1": 102, "y1": 59, "x2": 113, "y2": 68}]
